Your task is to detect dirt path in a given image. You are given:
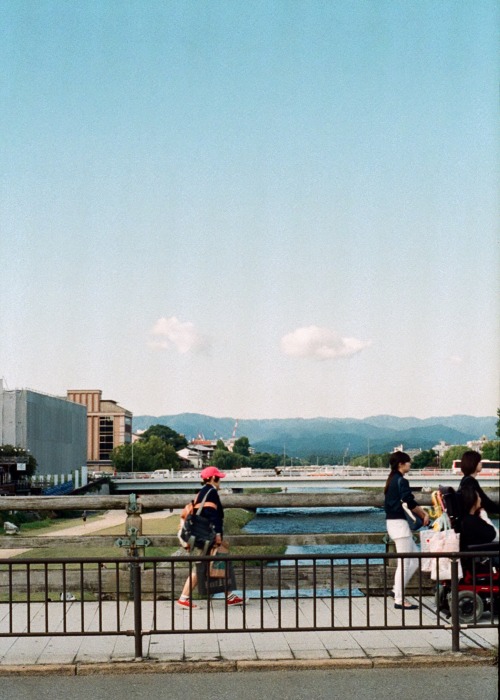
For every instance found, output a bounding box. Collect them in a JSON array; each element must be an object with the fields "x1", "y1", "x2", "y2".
[{"x1": 0, "y1": 509, "x2": 180, "y2": 558}]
